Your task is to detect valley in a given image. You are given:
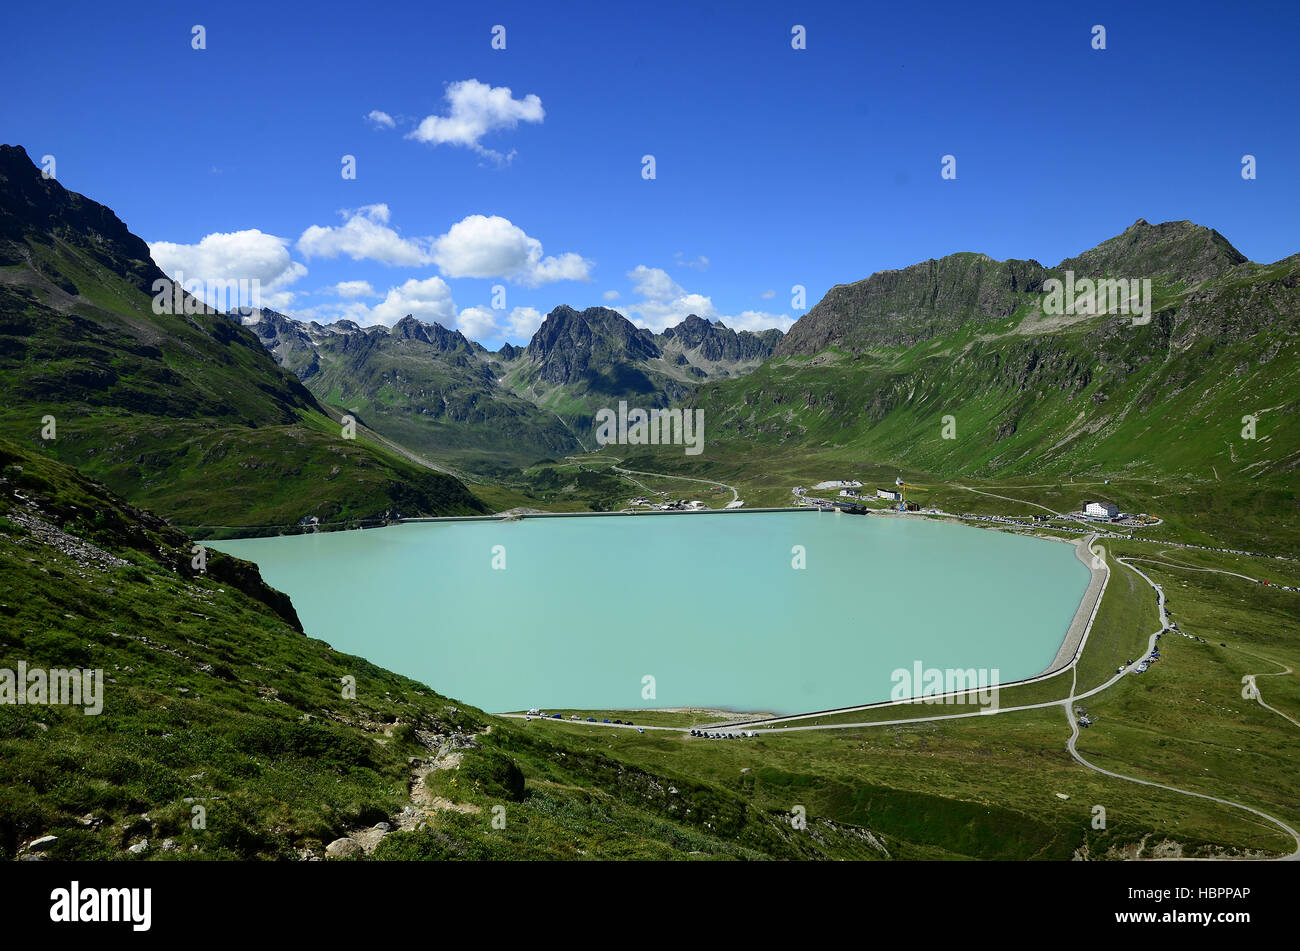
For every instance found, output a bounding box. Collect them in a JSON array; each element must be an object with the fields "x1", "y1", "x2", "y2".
[{"x1": 1, "y1": 142, "x2": 1296, "y2": 866}]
